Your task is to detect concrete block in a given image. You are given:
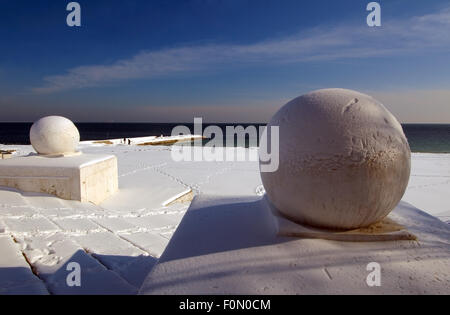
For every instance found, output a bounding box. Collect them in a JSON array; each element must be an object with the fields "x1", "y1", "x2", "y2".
[
  {"x1": 1, "y1": 153, "x2": 13, "y2": 159},
  {"x1": 0, "y1": 154, "x2": 118, "y2": 204},
  {"x1": 0, "y1": 150, "x2": 14, "y2": 160}
]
